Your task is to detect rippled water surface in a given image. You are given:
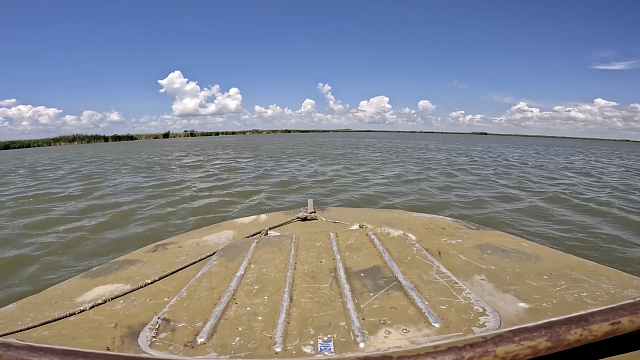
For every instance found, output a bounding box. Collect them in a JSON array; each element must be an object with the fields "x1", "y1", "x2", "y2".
[{"x1": 1, "y1": 133, "x2": 640, "y2": 307}]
